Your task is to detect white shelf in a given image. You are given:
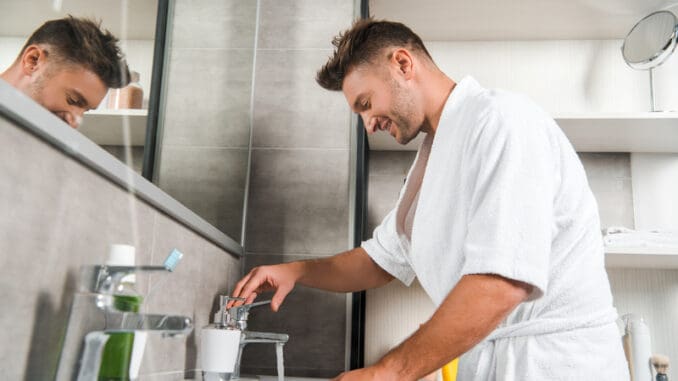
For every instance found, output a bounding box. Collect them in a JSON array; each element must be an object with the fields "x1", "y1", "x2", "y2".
[
  {"x1": 556, "y1": 112, "x2": 678, "y2": 153},
  {"x1": 605, "y1": 246, "x2": 678, "y2": 269},
  {"x1": 368, "y1": 112, "x2": 678, "y2": 153},
  {"x1": 79, "y1": 109, "x2": 148, "y2": 146}
]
